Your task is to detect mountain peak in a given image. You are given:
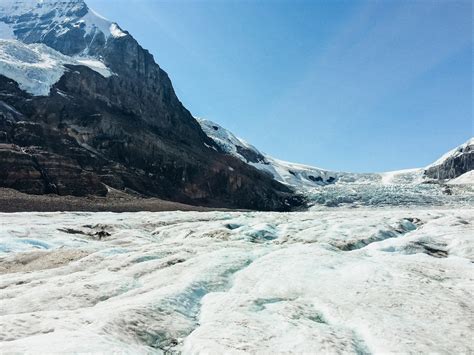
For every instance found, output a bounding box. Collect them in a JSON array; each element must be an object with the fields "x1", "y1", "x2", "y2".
[
  {"x1": 0, "y1": 0, "x2": 125, "y2": 56},
  {"x1": 0, "y1": 0, "x2": 89, "y2": 20}
]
